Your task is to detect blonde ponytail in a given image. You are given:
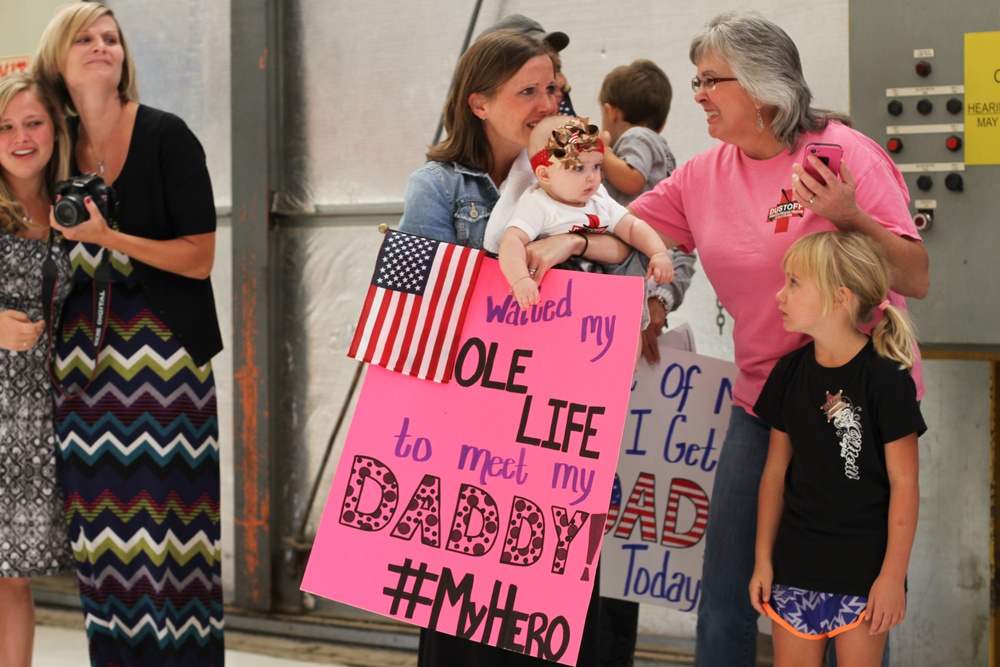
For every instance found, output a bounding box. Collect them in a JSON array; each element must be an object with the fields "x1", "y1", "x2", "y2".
[{"x1": 871, "y1": 304, "x2": 918, "y2": 370}]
